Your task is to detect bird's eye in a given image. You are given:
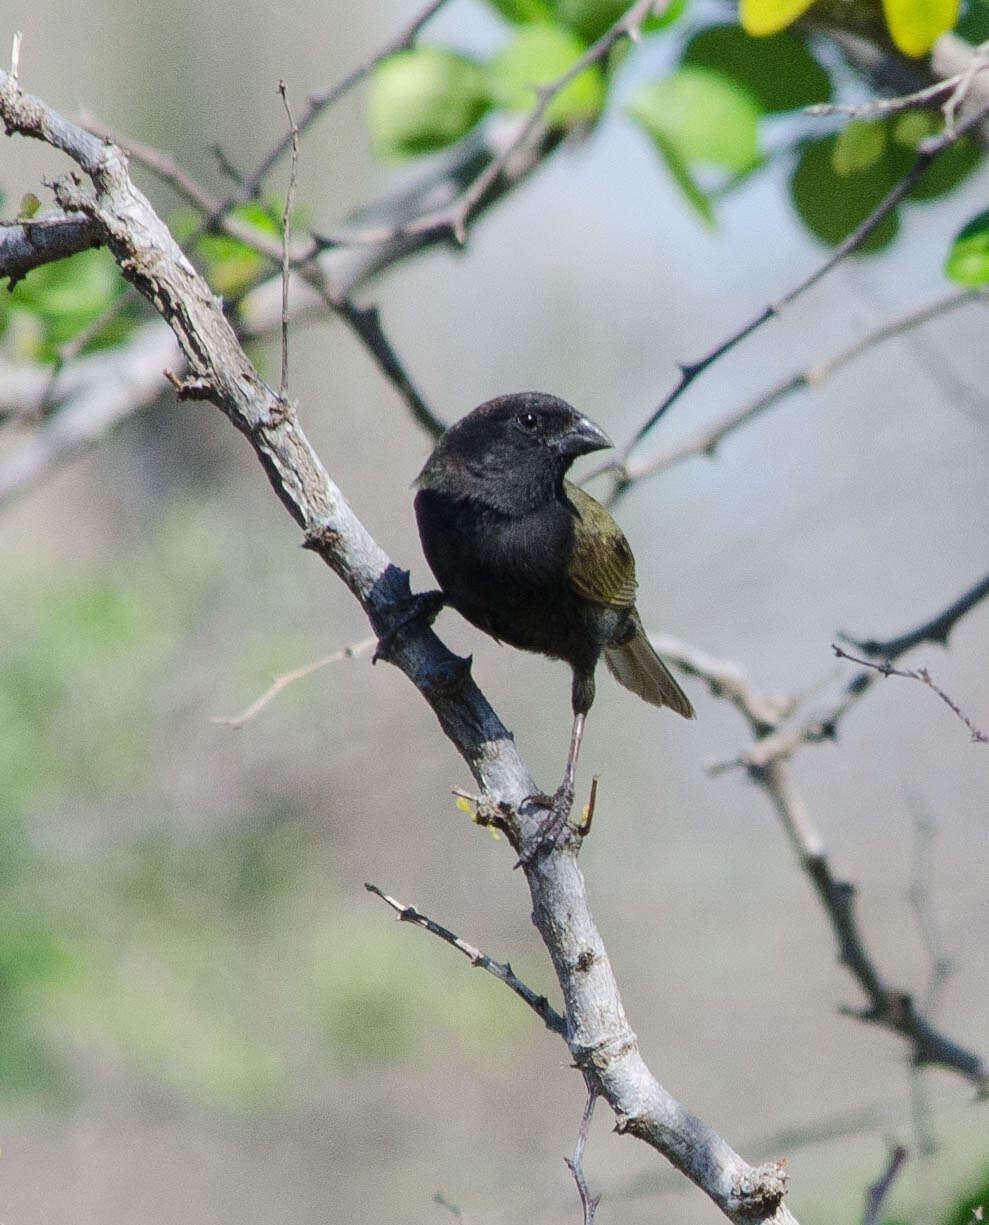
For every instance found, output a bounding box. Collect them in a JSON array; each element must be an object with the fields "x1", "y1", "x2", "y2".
[{"x1": 517, "y1": 411, "x2": 539, "y2": 431}]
